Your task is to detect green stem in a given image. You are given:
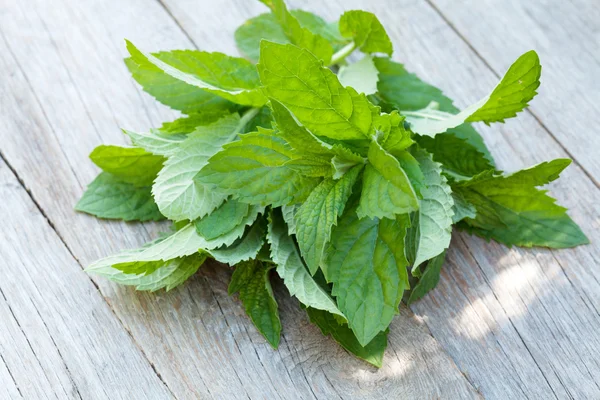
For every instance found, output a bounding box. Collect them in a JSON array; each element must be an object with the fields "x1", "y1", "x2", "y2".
[
  {"x1": 236, "y1": 107, "x2": 261, "y2": 133},
  {"x1": 329, "y1": 42, "x2": 356, "y2": 66}
]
